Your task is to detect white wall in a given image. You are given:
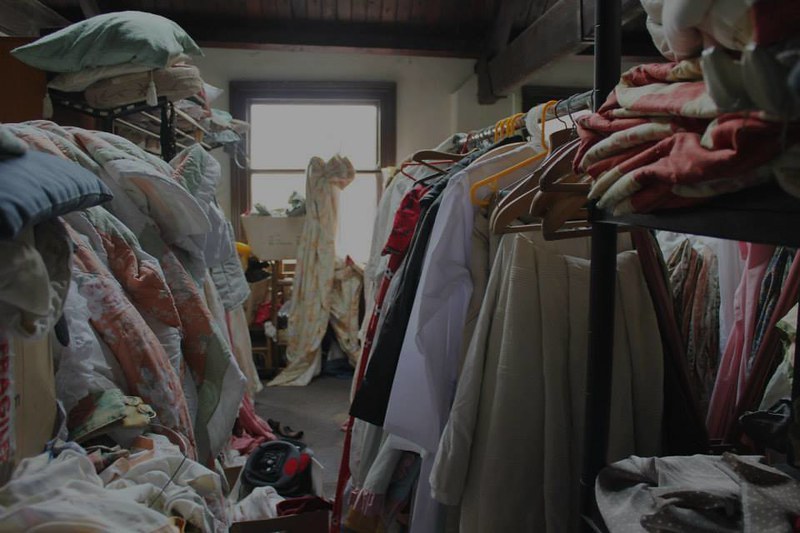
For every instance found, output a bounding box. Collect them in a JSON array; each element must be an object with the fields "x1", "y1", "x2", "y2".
[
  {"x1": 195, "y1": 48, "x2": 610, "y2": 217},
  {"x1": 195, "y1": 48, "x2": 479, "y2": 216},
  {"x1": 449, "y1": 74, "x2": 520, "y2": 134}
]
